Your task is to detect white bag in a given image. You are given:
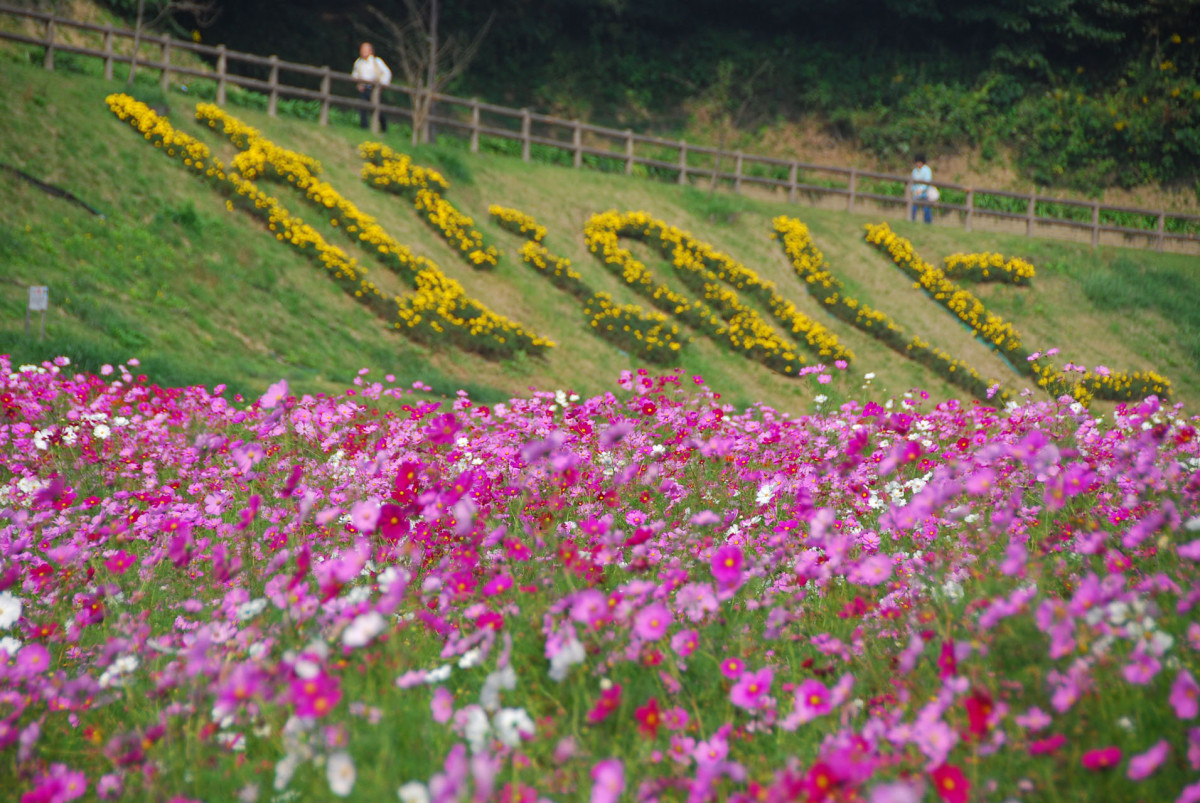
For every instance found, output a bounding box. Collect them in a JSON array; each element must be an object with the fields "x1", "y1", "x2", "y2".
[{"x1": 926, "y1": 186, "x2": 940, "y2": 202}]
